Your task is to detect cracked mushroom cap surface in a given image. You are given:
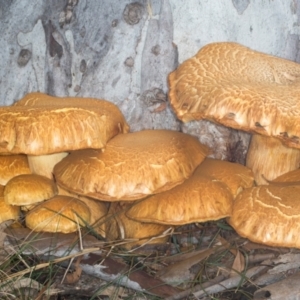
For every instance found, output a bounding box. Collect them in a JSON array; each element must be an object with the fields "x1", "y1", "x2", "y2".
[
  {"x1": 168, "y1": 42, "x2": 300, "y2": 149},
  {"x1": 4, "y1": 174, "x2": 58, "y2": 209},
  {"x1": 25, "y1": 195, "x2": 91, "y2": 233},
  {"x1": 0, "y1": 154, "x2": 31, "y2": 185},
  {"x1": 54, "y1": 130, "x2": 209, "y2": 201},
  {"x1": 0, "y1": 92, "x2": 129, "y2": 155},
  {"x1": 228, "y1": 185, "x2": 300, "y2": 248},
  {"x1": 0, "y1": 185, "x2": 20, "y2": 223},
  {"x1": 196, "y1": 158, "x2": 254, "y2": 197},
  {"x1": 126, "y1": 165, "x2": 234, "y2": 225}
]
